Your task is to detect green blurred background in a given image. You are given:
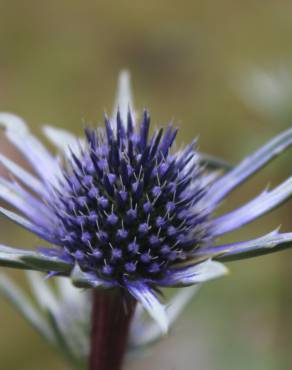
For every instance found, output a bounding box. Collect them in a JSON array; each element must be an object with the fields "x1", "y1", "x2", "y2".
[{"x1": 0, "y1": 1, "x2": 291, "y2": 369}]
